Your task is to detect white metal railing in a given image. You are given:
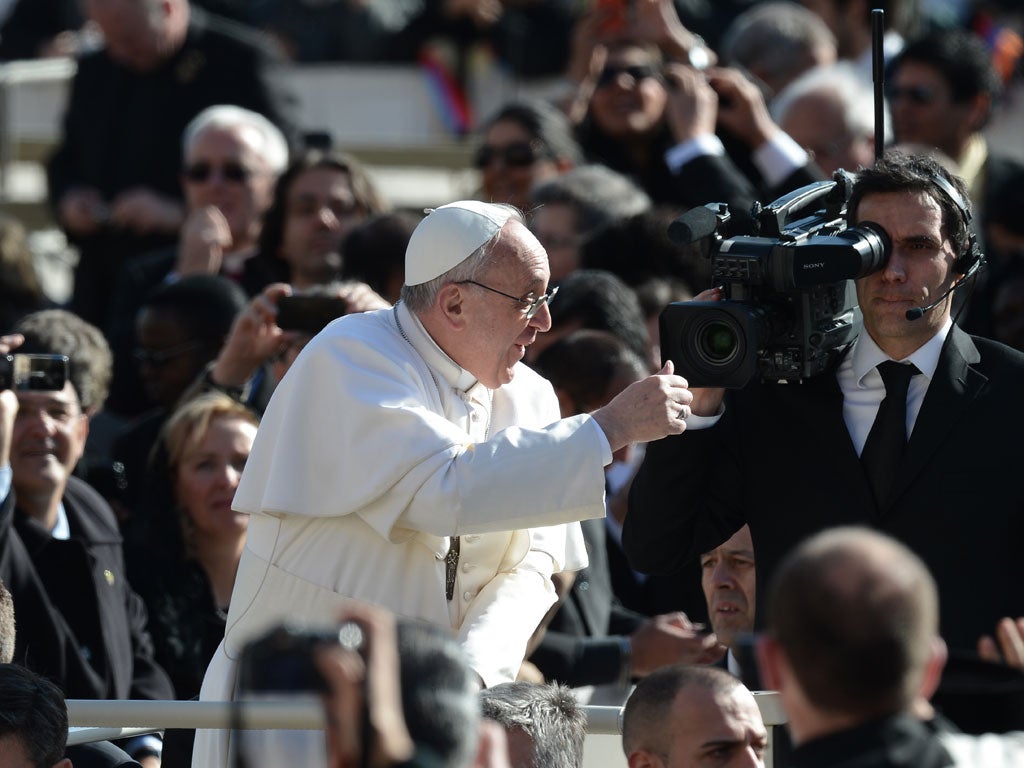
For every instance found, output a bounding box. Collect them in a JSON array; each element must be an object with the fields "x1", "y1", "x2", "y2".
[{"x1": 66, "y1": 695, "x2": 788, "y2": 765}]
